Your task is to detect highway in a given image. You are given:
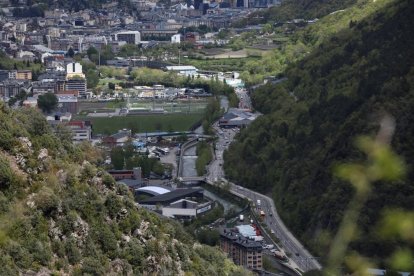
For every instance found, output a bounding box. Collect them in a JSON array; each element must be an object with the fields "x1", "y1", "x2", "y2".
[
  {"x1": 205, "y1": 93, "x2": 322, "y2": 272},
  {"x1": 229, "y1": 183, "x2": 322, "y2": 272}
]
